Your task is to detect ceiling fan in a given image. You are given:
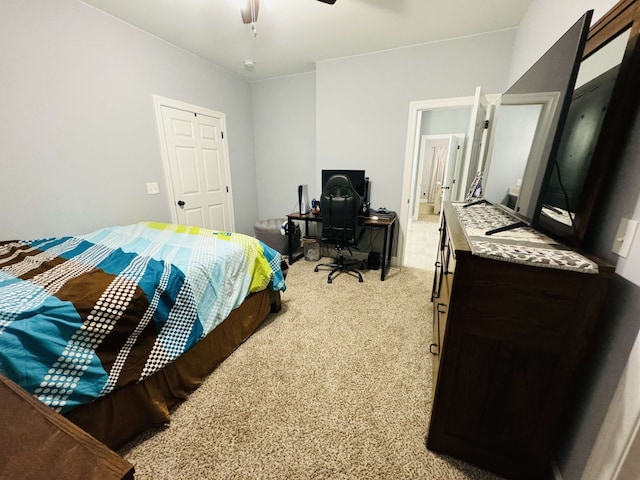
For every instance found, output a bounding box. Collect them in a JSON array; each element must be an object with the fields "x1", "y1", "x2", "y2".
[{"x1": 241, "y1": 0, "x2": 336, "y2": 26}]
